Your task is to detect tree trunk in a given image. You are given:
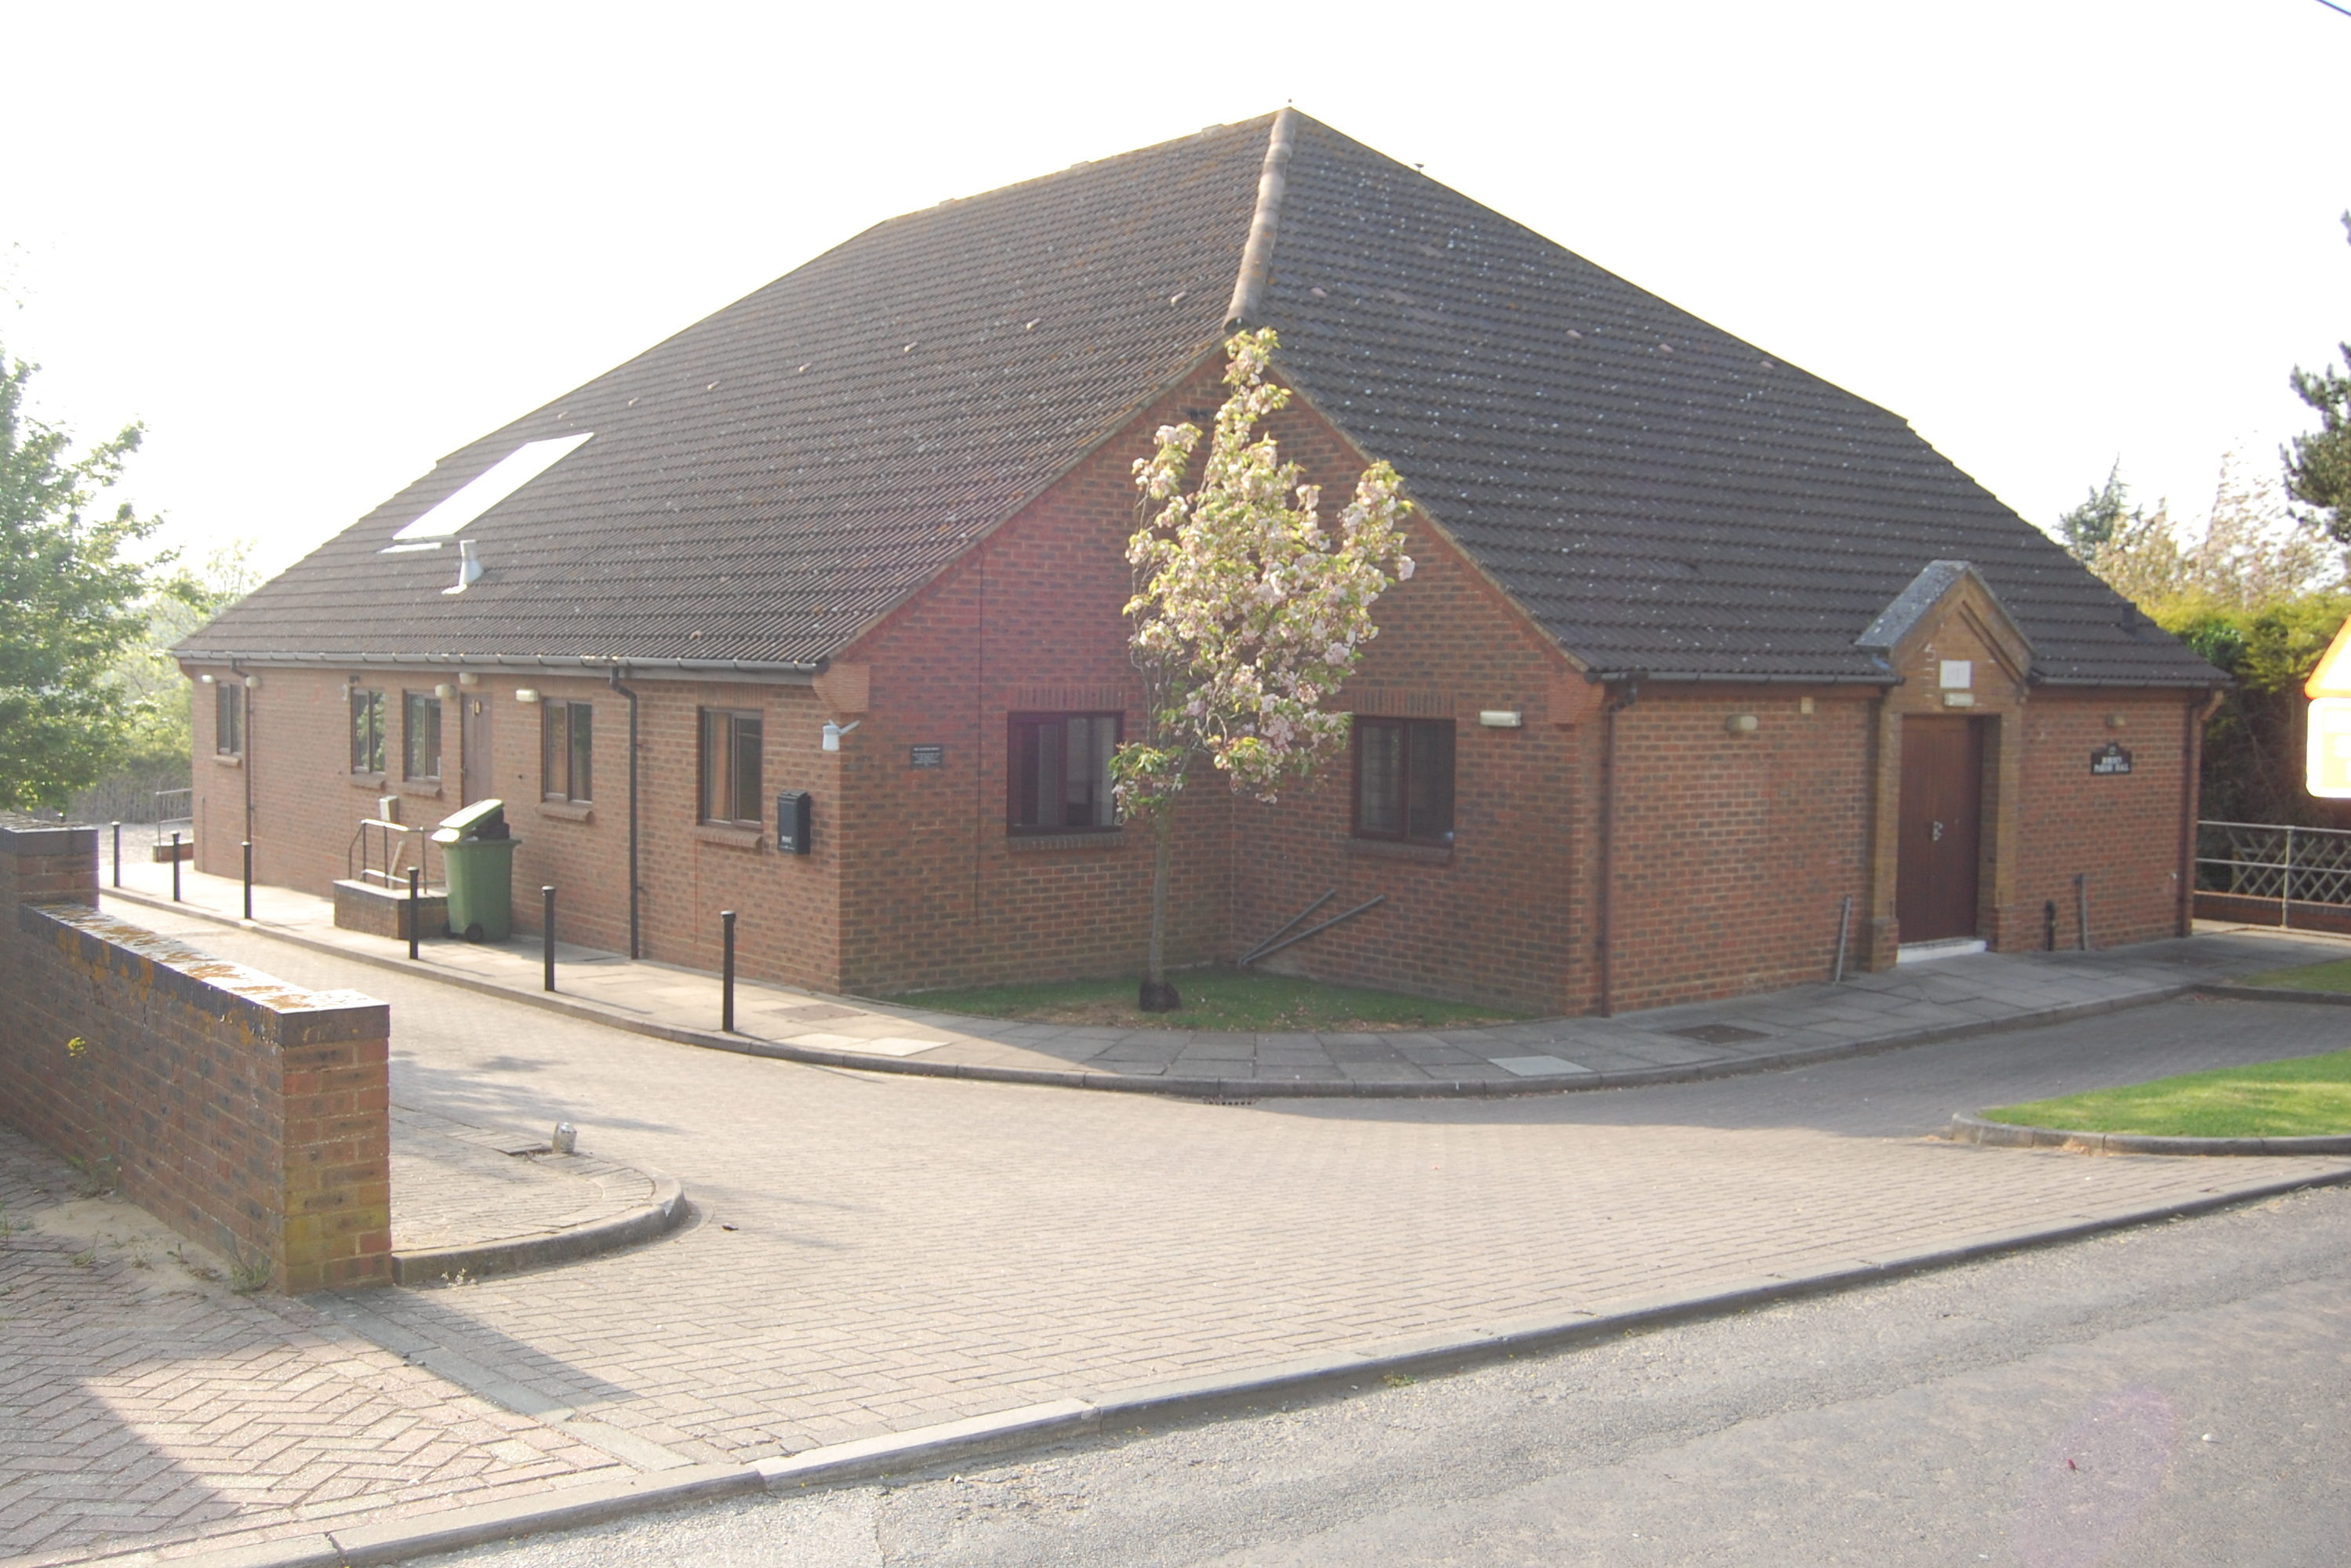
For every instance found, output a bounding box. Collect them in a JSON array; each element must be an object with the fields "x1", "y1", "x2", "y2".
[{"x1": 1139, "y1": 807, "x2": 1181, "y2": 1011}]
